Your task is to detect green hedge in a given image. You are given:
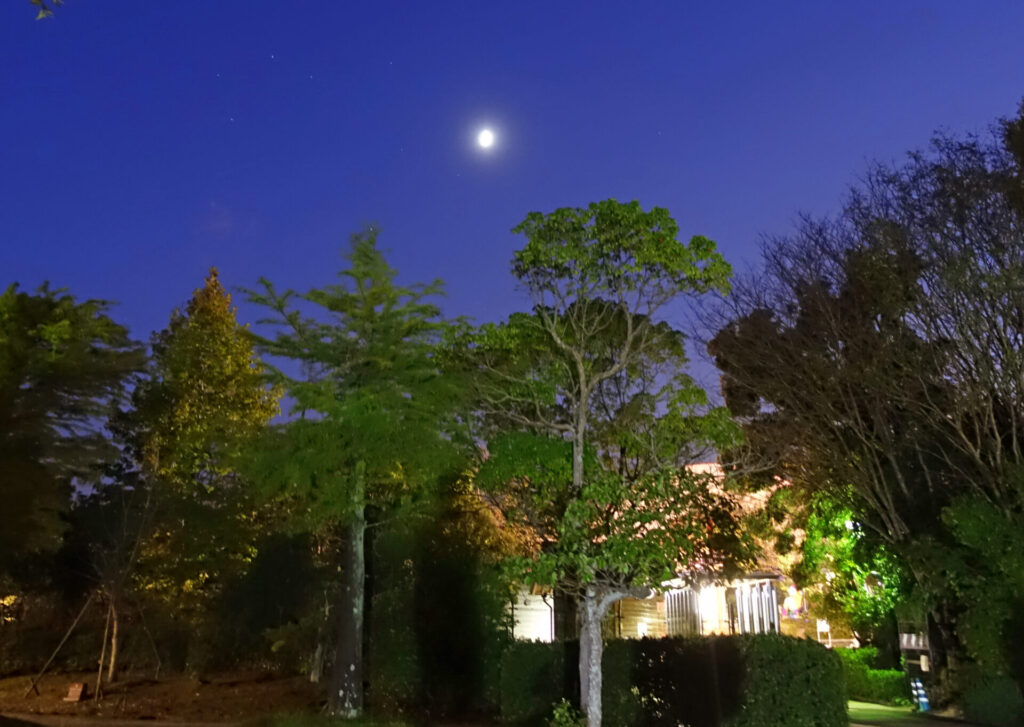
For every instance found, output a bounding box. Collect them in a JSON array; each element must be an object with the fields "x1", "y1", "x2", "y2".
[
  {"x1": 835, "y1": 648, "x2": 910, "y2": 705},
  {"x1": 963, "y1": 673, "x2": 1024, "y2": 727},
  {"x1": 500, "y1": 635, "x2": 847, "y2": 727}
]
